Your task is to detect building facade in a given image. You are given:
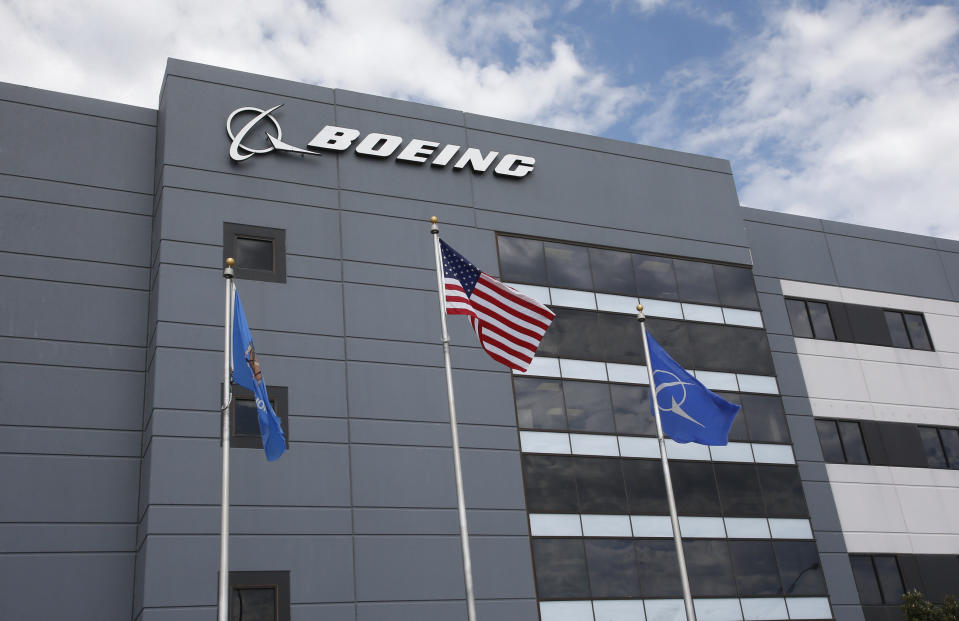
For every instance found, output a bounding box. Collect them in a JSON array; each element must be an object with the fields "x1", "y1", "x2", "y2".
[{"x1": 1, "y1": 59, "x2": 957, "y2": 621}]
